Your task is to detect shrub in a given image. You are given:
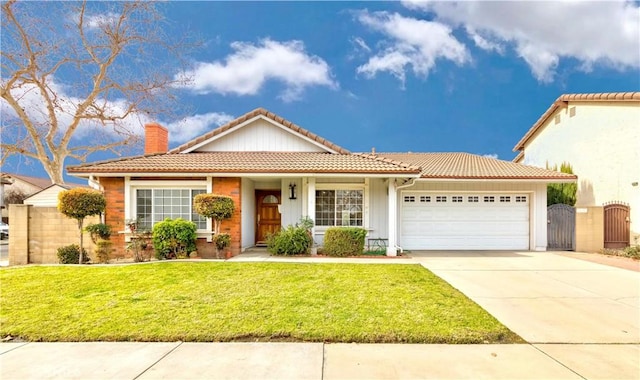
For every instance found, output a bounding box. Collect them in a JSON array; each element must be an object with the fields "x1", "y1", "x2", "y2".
[
  {"x1": 323, "y1": 227, "x2": 367, "y2": 257},
  {"x1": 152, "y1": 218, "x2": 197, "y2": 260},
  {"x1": 622, "y1": 245, "x2": 640, "y2": 260},
  {"x1": 267, "y1": 225, "x2": 312, "y2": 256},
  {"x1": 58, "y1": 188, "x2": 106, "y2": 264},
  {"x1": 94, "y1": 239, "x2": 113, "y2": 264},
  {"x1": 213, "y1": 233, "x2": 231, "y2": 251},
  {"x1": 57, "y1": 244, "x2": 90, "y2": 264},
  {"x1": 127, "y1": 231, "x2": 152, "y2": 262},
  {"x1": 85, "y1": 223, "x2": 112, "y2": 244}
]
